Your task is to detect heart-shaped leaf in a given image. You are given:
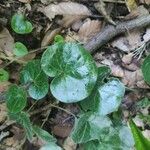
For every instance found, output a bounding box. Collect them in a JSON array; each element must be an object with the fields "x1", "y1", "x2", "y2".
[
  {"x1": 82, "y1": 126, "x2": 134, "y2": 150},
  {"x1": 142, "y1": 54, "x2": 150, "y2": 85},
  {"x1": 40, "y1": 144, "x2": 62, "y2": 150},
  {"x1": 41, "y1": 42, "x2": 98, "y2": 103},
  {"x1": 9, "y1": 112, "x2": 33, "y2": 140},
  {"x1": 20, "y1": 60, "x2": 49, "y2": 100},
  {"x1": 80, "y1": 66, "x2": 111, "y2": 112},
  {"x1": 11, "y1": 13, "x2": 33, "y2": 34},
  {"x1": 80, "y1": 78, "x2": 125, "y2": 116},
  {"x1": 0, "y1": 69, "x2": 9, "y2": 82},
  {"x1": 6, "y1": 85, "x2": 27, "y2": 113},
  {"x1": 33, "y1": 125, "x2": 56, "y2": 144},
  {"x1": 71, "y1": 113, "x2": 112, "y2": 143},
  {"x1": 13, "y1": 42, "x2": 28, "y2": 57}
]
